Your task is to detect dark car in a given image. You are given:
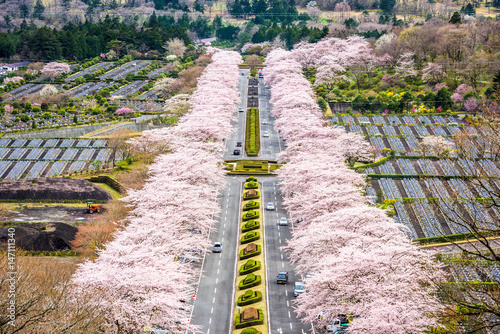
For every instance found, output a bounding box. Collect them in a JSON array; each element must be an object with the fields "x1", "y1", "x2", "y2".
[
  {"x1": 212, "y1": 242, "x2": 222, "y2": 253},
  {"x1": 234, "y1": 149, "x2": 241, "y2": 155},
  {"x1": 277, "y1": 271, "x2": 288, "y2": 284},
  {"x1": 236, "y1": 142, "x2": 242, "y2": 147}
]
